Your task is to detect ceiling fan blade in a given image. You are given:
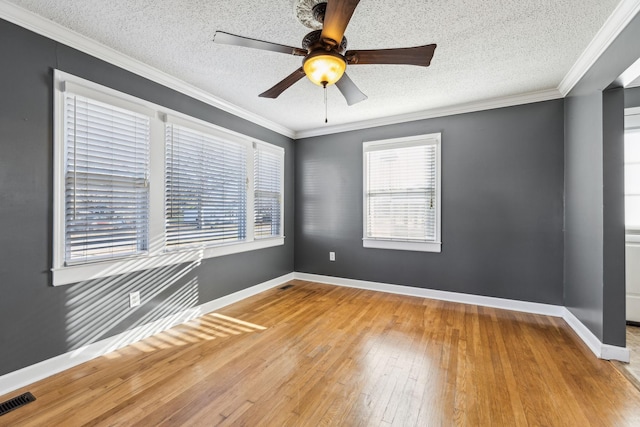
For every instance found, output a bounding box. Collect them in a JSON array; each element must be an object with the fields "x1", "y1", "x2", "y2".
[
  {"x1": 346, "y1": 44, "x2": 437, "y2": 67},
  {"x1": 259, "y1": 67, "x2": 307, "y2": 99},
  {"x1": 335, "y1": 73, "x2": 367, "y2": 106},
  {"x1": 214, "y1": 31, "x2": 306, "y2": 56},
  {"x1": 320, "y1": 0, "x2": 360, "y2": 47}
]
